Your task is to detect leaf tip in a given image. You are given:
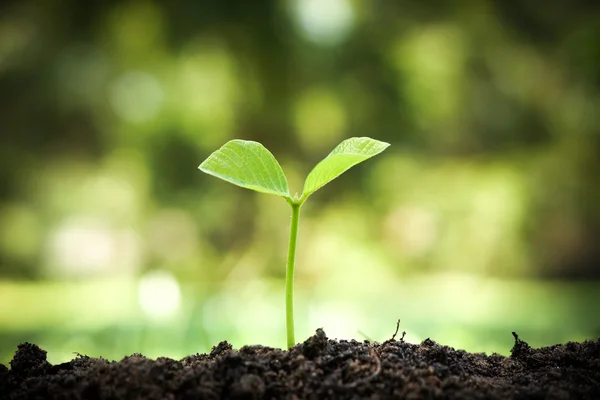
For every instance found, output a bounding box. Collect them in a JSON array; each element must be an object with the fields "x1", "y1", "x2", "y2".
[{"x1": 198, "y1": 160, "x2": 209, "y2": 172}]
